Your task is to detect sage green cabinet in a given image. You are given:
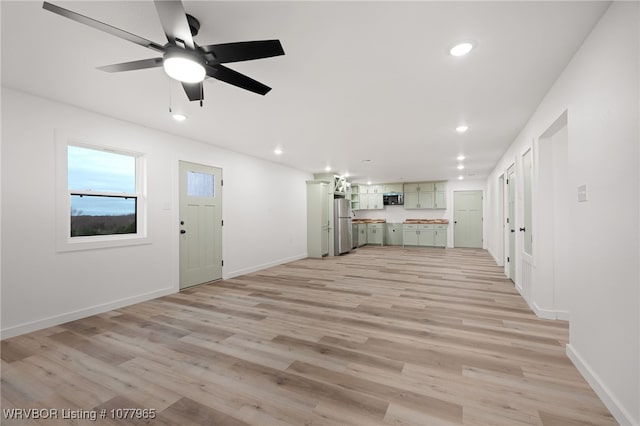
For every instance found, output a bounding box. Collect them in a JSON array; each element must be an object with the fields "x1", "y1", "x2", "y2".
[
  {"x1": 434, "y1": 182, "x2": 447, "y2": 209},
  {"x1": 404, "y1": 181, "x2": 447, "y2": 209},
  {"x1": 357, "y1": 224, "x2": 367, "y2": 247},
  {"x1": 366, "y1": 223, "x2": 384, "y2": 246},
  {"x1": 404, "y1": 183, "x2": 434, "y2": 209},
  {"x1": 434, "y1": 224, "x2": 447, "y2": 247},
  {"x1": 403, "y1": 223, "x2": 448, "y2": 248},
  {"x1": 355, "y1": 185, "x2": 383, "y2": 210},
  {"x1": 306, "y1": 181, "x2": 331, "y2": 258},
  {"x1": 383, "y1": 183, "x2": 403, "y2": 193},
  {"x1": 418, "y1": 224, "x2": 435, "y2": 247}
]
